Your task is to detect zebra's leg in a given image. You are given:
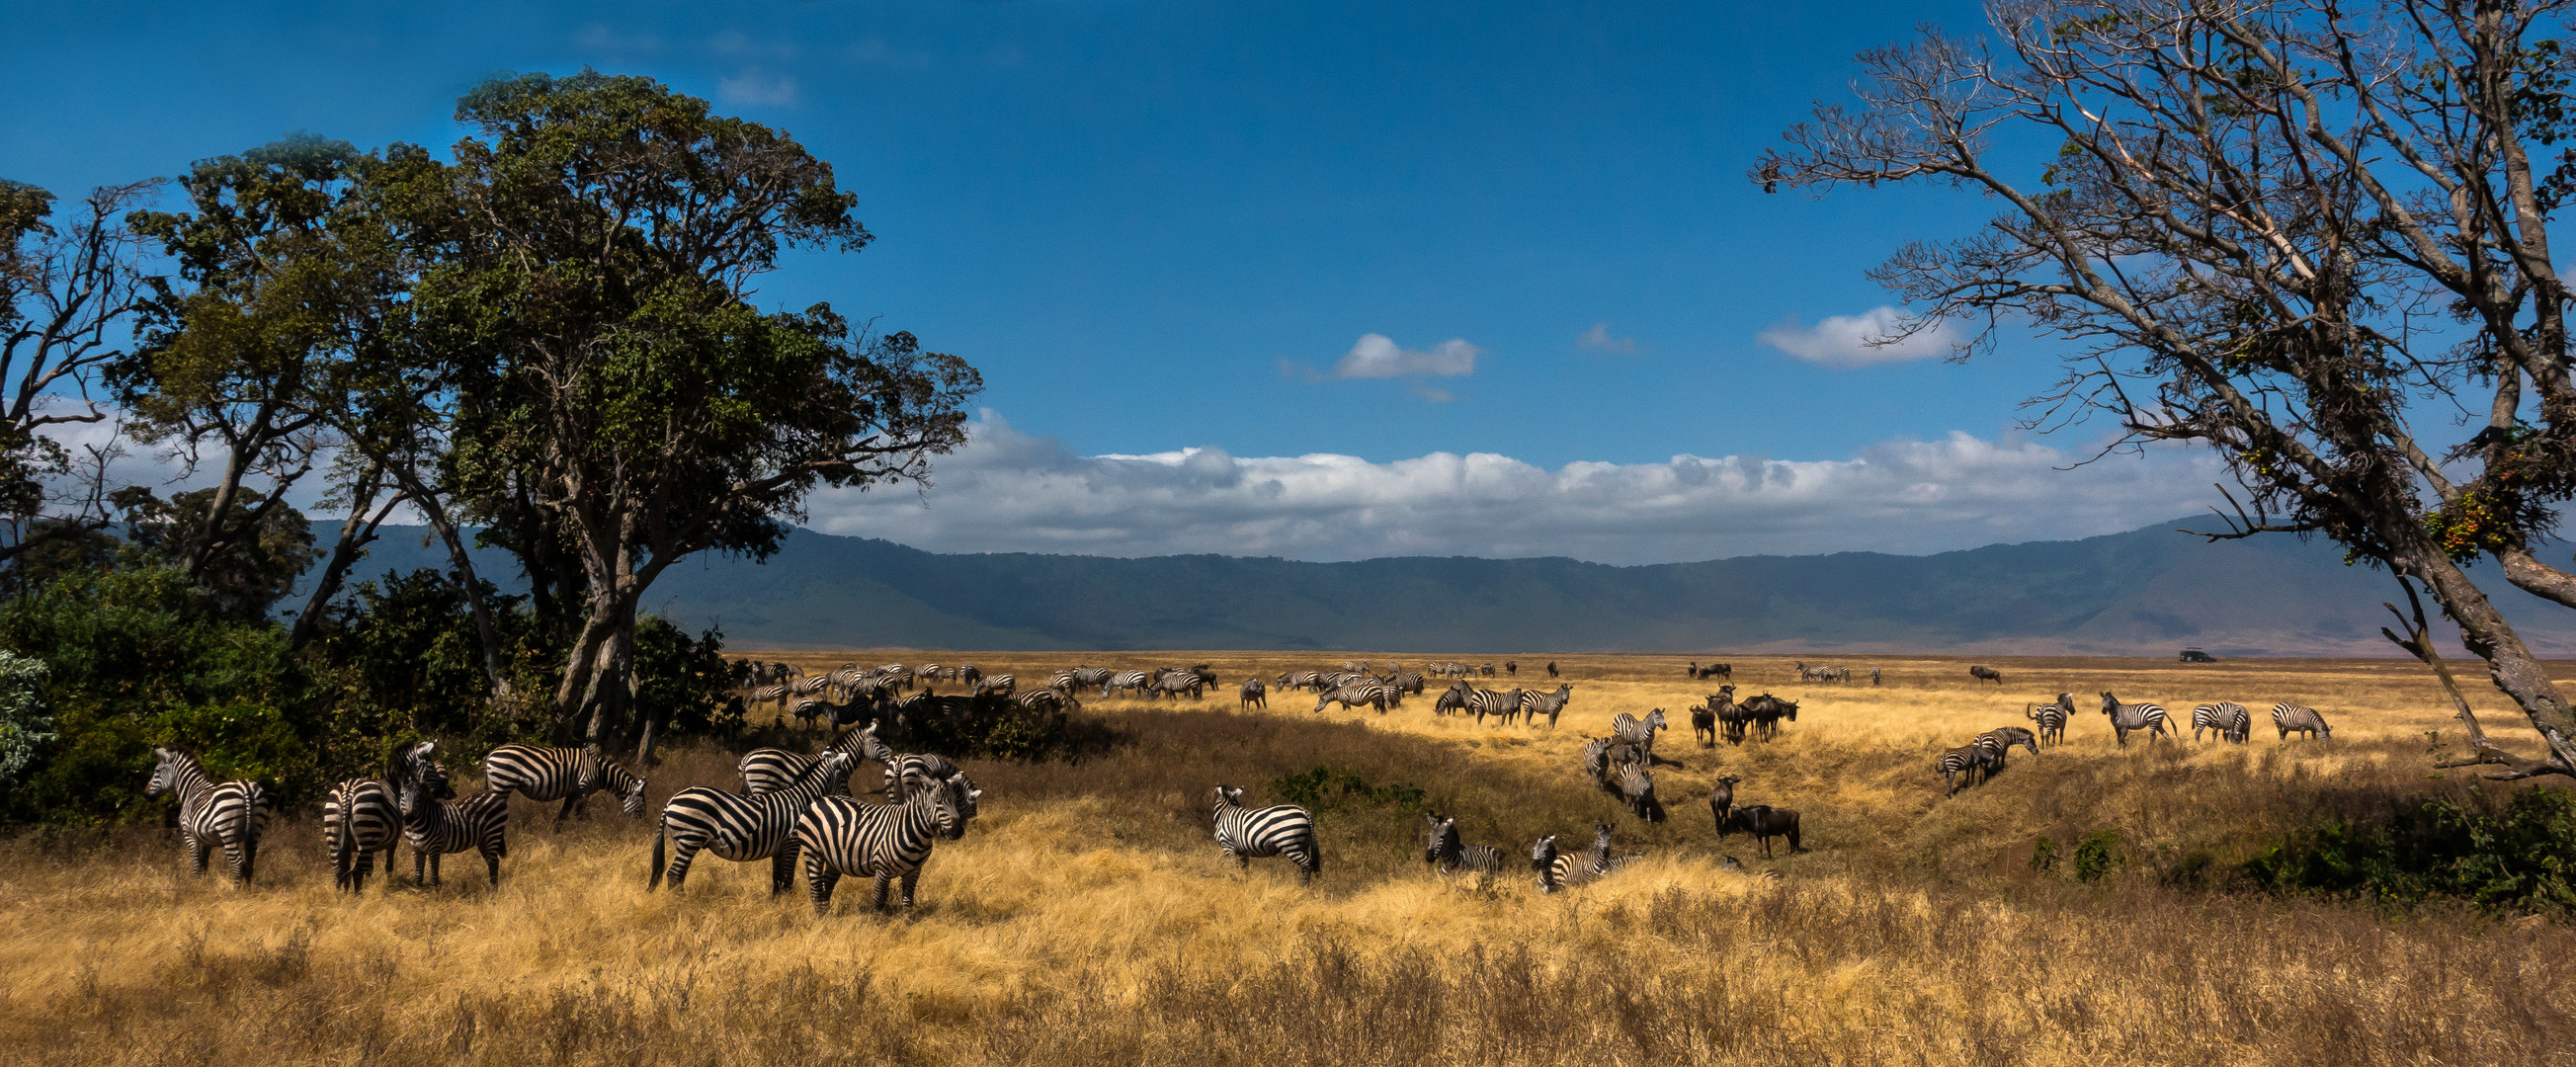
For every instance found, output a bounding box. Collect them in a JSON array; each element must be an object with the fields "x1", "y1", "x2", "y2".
[
  {"x1": 483, "y1": 844, "x2": 502, "y2": 887},
  {"x1": 185, "y1": 831, "x2": 209, "y2": 877},
  {"x1": 415, "y1": 847, "x2": 429, "y2": 887},
  {"x1": 556, "y1": 794, "x2": 578, "y2": 829},
  {"x1": 428, "y1": 851, "x2": 443, "y2": 886},
  {"x1": 770, "y1": 848, "x2": 799, "y2": 897},
  {"x1": 872, "y1": 872, "x2": 894, "y2": 910},
  {"x1": 234, "y1": 834, "x2": 258, "y2": 885},
  {"x1": 663, "y1": 835, "x2": 704, "y2": 892},
  {"x1": 898, "y1": 867, "x2": 922, "y2": 908},
  {"x1": 802, "y1": 853, "x2": 839, "y2": 917},
  {"x1": 352, "y1": 847, "x2": 374, "y2": 894}
]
